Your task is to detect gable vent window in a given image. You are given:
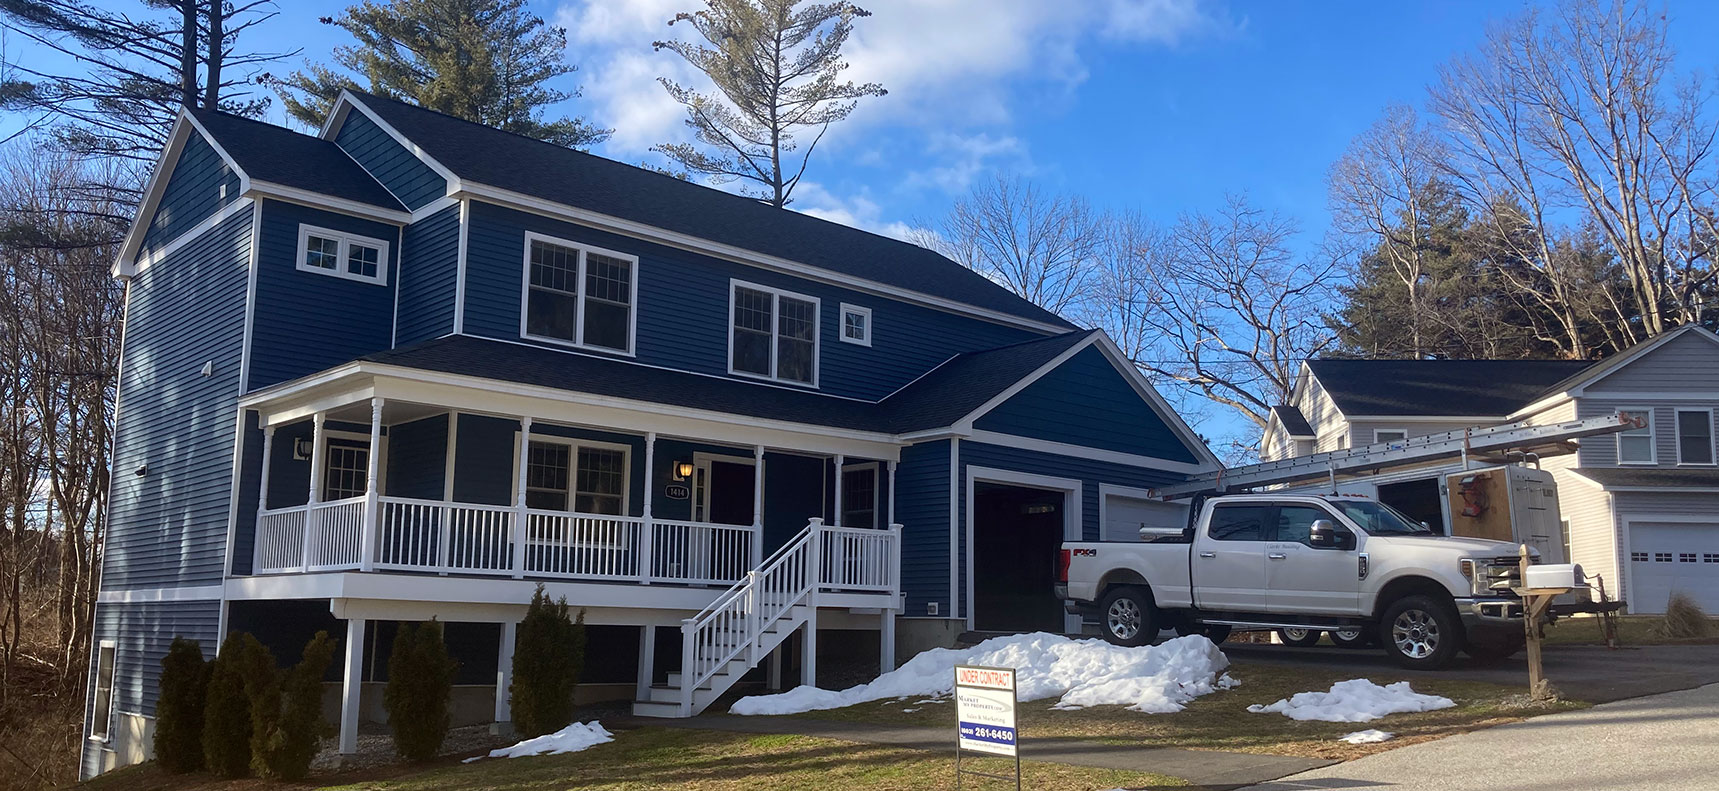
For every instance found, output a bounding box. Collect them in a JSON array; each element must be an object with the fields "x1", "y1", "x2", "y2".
[
  {"x1": 296, "y1": 224, "x2": 389, "y2": 285},
  {"x1": 522, "y1": 233, "x2": 636, "y2": 355},
  {"x1": 839, "y1": 303, "x2": 872, "y2": 346},
  {"x1": 730, "y1": 281, "x2": 819, "y2": 386},
  {"x1": 1675, "y1": 409, "x2": 1714, "y2": 466}
]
